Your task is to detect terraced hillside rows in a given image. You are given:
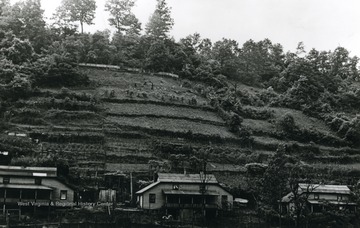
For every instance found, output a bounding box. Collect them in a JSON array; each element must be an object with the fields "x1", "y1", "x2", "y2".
[
  {"x1": 1, "y1": 69, "x2": 248, "y2": 189},
  {"x1": 88, "y1": 69, "x2": 245, "y2": 177},
  {"x1": 3, "y1": 68, "x2": 359, "y2": 191}
]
